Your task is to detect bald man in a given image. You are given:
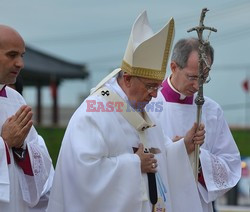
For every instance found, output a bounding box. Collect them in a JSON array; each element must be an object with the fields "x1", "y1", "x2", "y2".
[{"x1": 0, "y1": 25, "x2": 54, "y2": 212}]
